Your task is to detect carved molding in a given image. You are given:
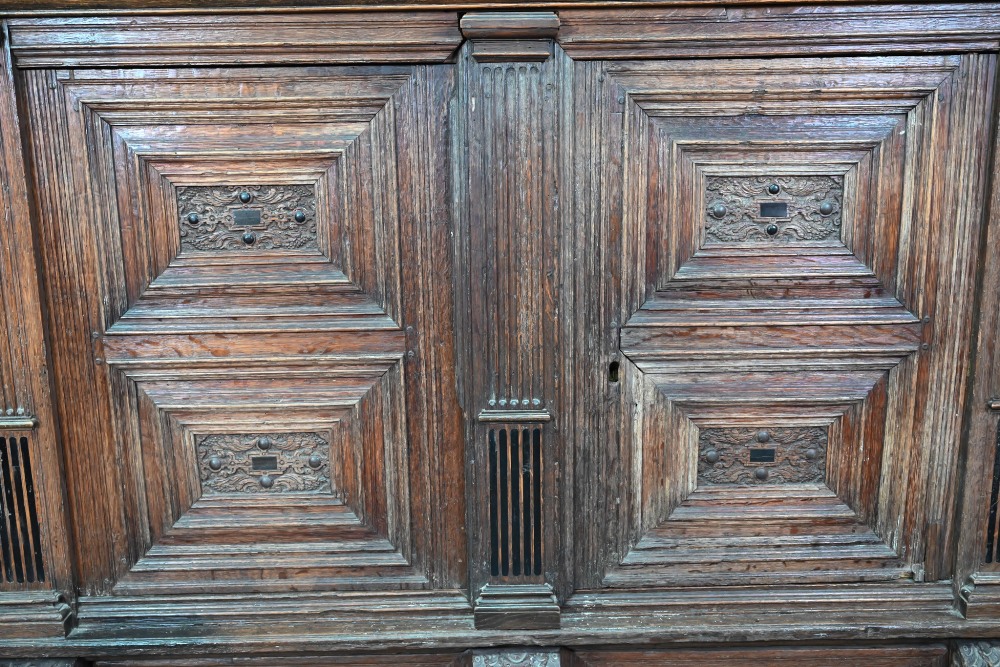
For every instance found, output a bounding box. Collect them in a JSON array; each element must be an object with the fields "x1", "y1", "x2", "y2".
[
  {"x1": 177, "y1": 185, "x2": 317, "y2": 252},
  {"x1": 704, "y1": 175, "x2": 843, "y2": 244},
  {"x1": 698, "y1": 427, "x2": 828, "y2": 485},
  {"x1": 197, "y1": 432, "x2": 331, "y2": 494},
  {"x1": 7, "y1": 13, "x2": 464, "y2": 68},
  {"x1": 953, "y1": 641, "x2": 1000, "y2": 667},
  {"x1": 558, "y1": 6, "x2": 1000, "y2": 59},
  {"x1": 461, "y1": 12, "x2": 559, "y2": 62},
  {"x1": 472, "y1": 649, "x2": 561, "y2": 667},
  {"x1": 0, "y1": 661, "x2": 86, "y2": 666}
]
